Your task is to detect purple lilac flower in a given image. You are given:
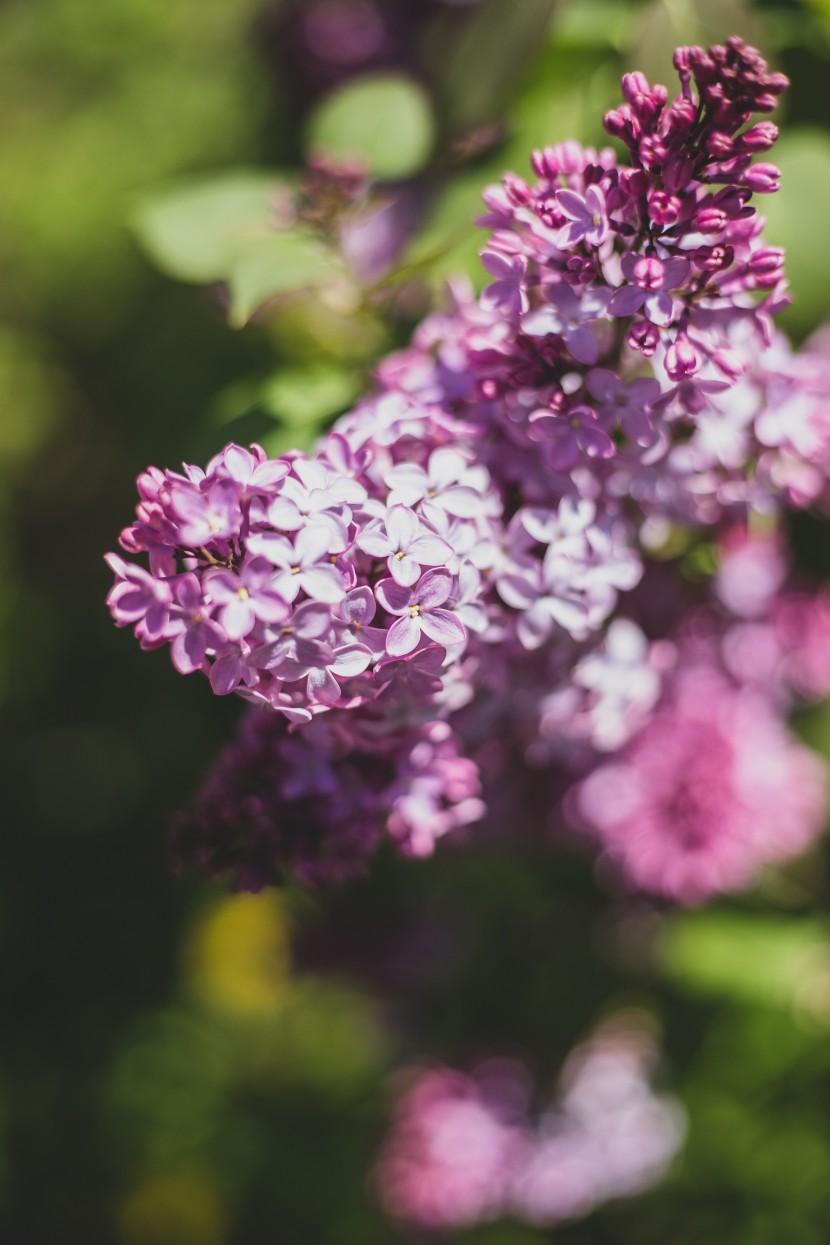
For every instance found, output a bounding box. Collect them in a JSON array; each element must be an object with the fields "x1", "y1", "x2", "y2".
[
  {"x1": 573, "y1": 662, "x2": 827, "y2": 903},
  {"x1": 375, "y1": 1016, "x2": 684, "y2": 1231},
  {"x1": 109, "y1": 40, "x2": 830, "y2": 891},
  {"x1": 376, "y1": 569, "x2": 466, "y2": 657}
]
